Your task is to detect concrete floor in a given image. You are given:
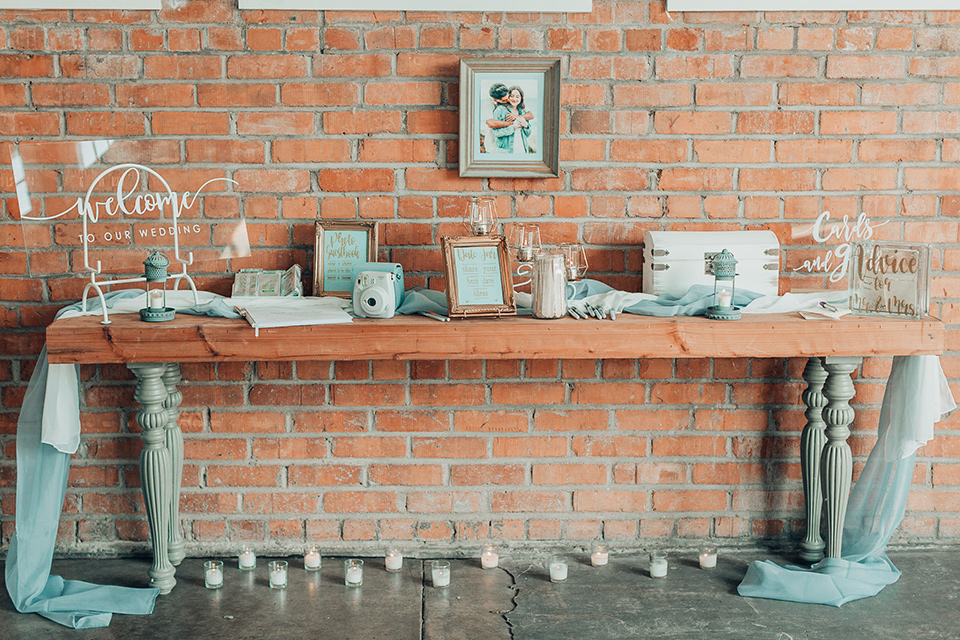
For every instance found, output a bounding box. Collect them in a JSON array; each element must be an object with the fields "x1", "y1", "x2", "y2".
[{"x1": 1, "y1": 550, "x2": 958, "y2": 639}]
